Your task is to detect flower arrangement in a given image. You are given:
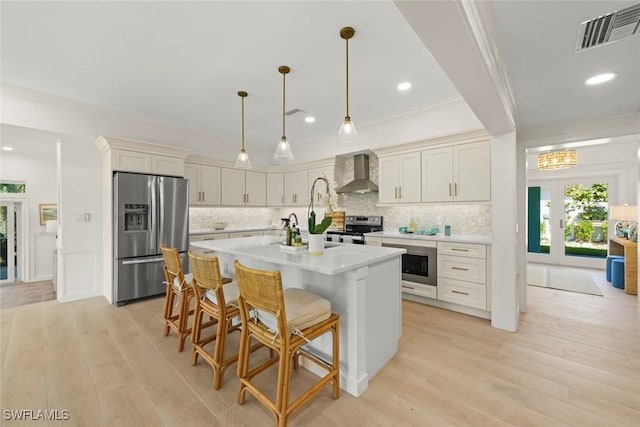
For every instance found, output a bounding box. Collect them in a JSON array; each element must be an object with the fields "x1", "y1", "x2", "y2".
[{"x1": 308, "y1": 175, "x2": 339, "y2": 234}]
